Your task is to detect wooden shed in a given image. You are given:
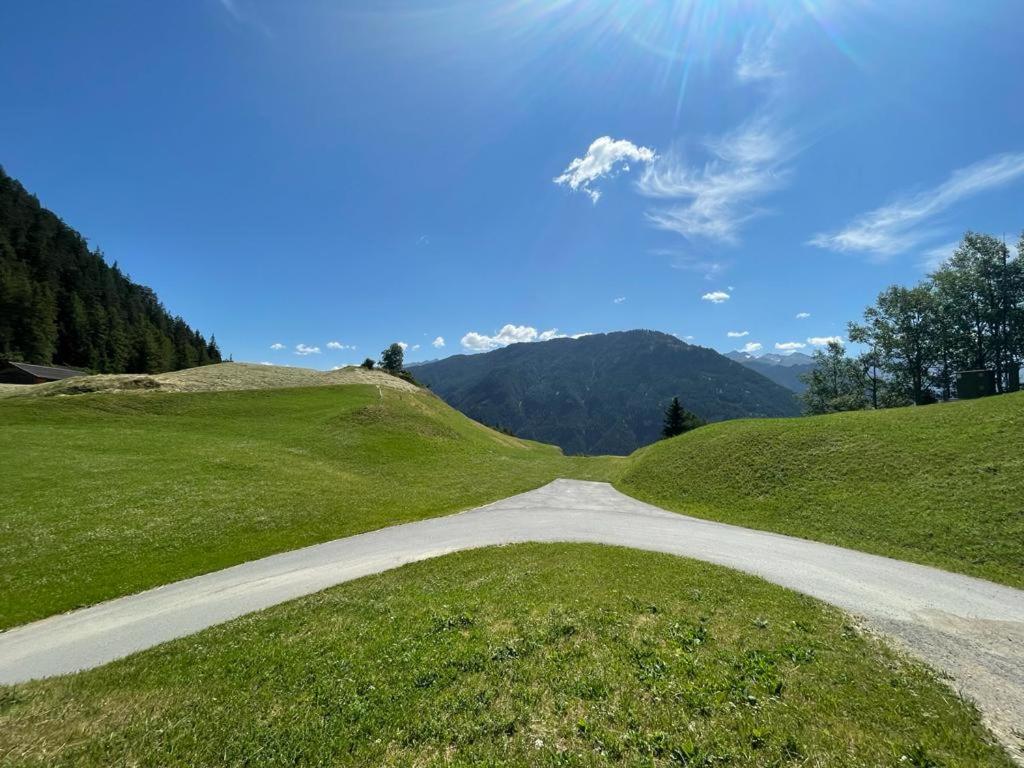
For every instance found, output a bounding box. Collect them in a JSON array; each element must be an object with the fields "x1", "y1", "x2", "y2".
[{"x1": 0, "y1": 360, "x2": 86, "y2": 385}]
